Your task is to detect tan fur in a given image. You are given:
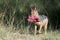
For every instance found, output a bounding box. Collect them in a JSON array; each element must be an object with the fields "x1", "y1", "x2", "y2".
[
  {"x1": 31, "y1": 7, "x2": 48, "y2": 35},
  {"x1": 35, "y1": 17, "x2": 48, "y2": 35}
]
